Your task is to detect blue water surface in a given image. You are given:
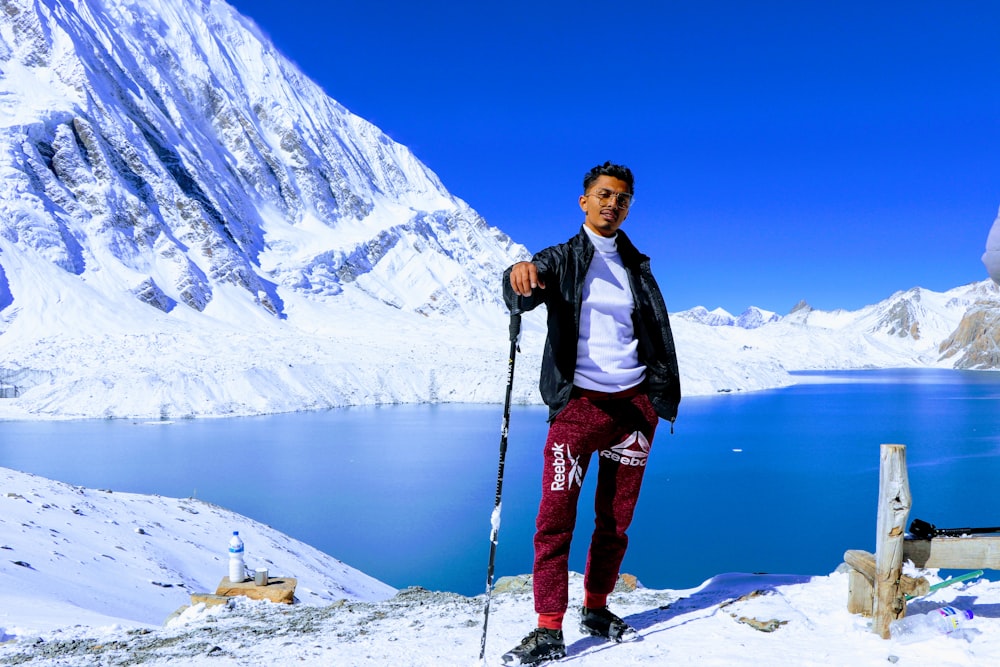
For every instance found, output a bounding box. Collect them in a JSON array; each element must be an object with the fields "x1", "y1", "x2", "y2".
[{"x1": 1, "y1": 368, "x2": 998, "y2": 595}]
